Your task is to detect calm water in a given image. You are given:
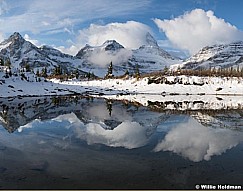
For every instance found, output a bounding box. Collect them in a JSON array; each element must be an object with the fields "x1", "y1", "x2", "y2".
[{"x1": 0, "y1": 96, "x2": 243, "y2": 189}]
